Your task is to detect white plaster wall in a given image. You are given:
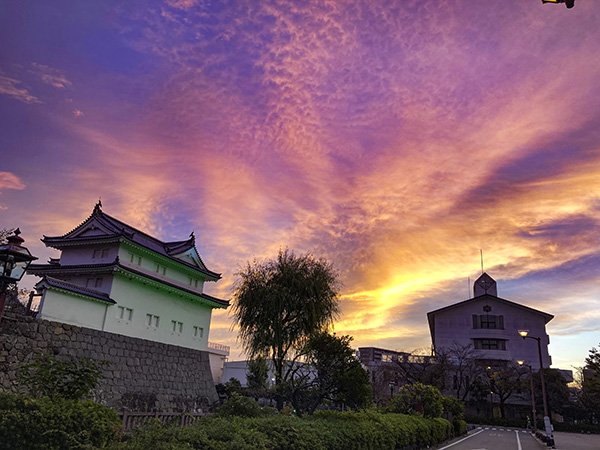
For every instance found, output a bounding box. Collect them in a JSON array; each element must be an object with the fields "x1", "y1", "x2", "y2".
[
  {"x1": 67, "y1": 275, "x2": 114, "y2": 294},
  {"x1": 104, "y1": 274, "x2": 212, "y2": 351},
  {"x1": 59, "y1": 246, "x2": 119, "y2": 265},
  {"x1": 432, "y1": 296, "x2": 551, "y2": 369},
  {"x1": 209, "y1": 352, "x2": 227, "y2": 384},
  {"x1": 39, "y1": 290, "x2": 107, "y2": 330},
  {"x1": 118, "y1": 246, "x2": 206, "y2": 291}
]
